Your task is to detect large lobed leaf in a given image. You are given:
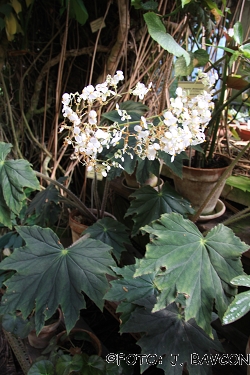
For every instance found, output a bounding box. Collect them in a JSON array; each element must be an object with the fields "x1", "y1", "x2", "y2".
[
  {"x1": 0, "y1": 142, "x2": 40, "y2": 228},
  {"x1": 83, "y1": 217, "x2": 131, "y2": 263},
  {"x1": 0, "y1": 225, "x2": 116, "y2": 334},
  {"x1": 105, "y1": 265, "x2": 158, "y2": 304},
  {"x1": 125, "y1": 183, "x2": 194, "y2": 236},
  {"x1": 121, "y1": 298, "x2": 223, "y2": 375},
  {"x1": 26, "y1": 183, "x2": 62, "y2": 226},
  {"x1": 134, "y1": 213, "x2": 247, "y2": 336}
]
